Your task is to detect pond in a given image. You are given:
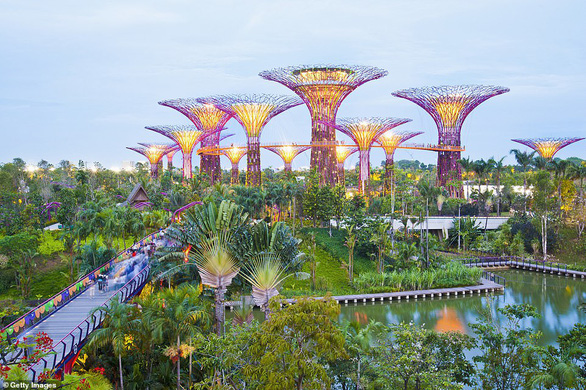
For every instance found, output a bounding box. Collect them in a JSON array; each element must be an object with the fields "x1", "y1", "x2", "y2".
[{"x1": 338, "y1": 269, "x2": 586, "y2": 345}]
